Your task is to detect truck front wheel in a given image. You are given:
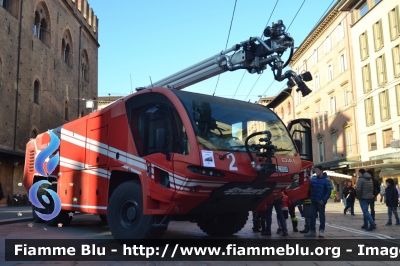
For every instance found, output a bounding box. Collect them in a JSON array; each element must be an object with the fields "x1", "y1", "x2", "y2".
[
  {"x1": 108, "y1": 181, "x2": 165, "y2": 241},
  {"x1": 197, "y1": 211, "x2": 249, "y2": 236}
]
